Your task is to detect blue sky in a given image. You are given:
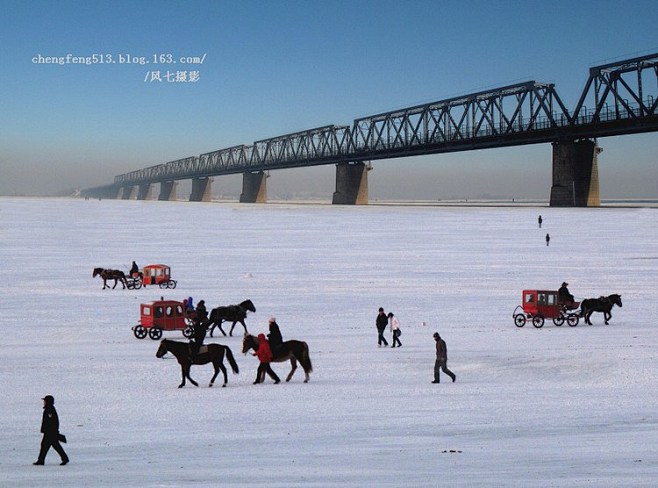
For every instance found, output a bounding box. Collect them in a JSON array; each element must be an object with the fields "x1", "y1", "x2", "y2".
[{"x1": 1, "y1": 0, "x2": 657, "y2": 198}]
